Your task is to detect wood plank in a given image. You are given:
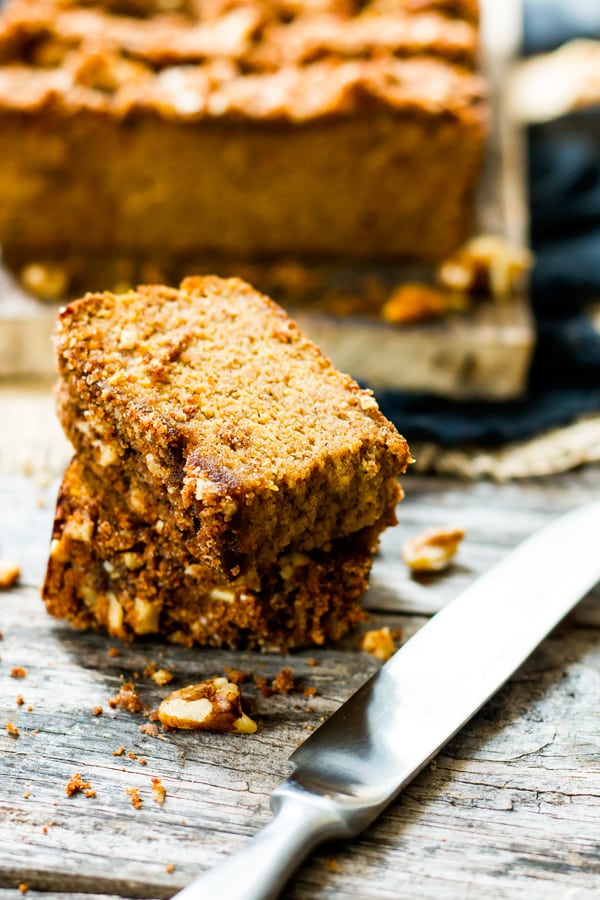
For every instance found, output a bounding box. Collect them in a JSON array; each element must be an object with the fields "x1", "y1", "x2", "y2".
[{"x1": 1, "y1": 463, "x2": 600, "y2": 898}]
